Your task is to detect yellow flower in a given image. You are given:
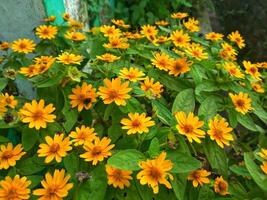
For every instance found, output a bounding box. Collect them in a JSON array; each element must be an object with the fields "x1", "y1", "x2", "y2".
[
  {"x1": 0, "y1": 143, "x2": 26, "y2": 169},
  {"x1": 175, "y1": 111, "x2": 205, "y2": 143},
  {"x1": 0, "y1": 93, "x2": 17, "y2": 108},
  {"x1": 256, "y1": 62, "x2": 267, "y2": 69},
  {"x1": 0, "y1": 104, "x2": 7, "y2": 118},
  {"x1": 111, "y1": 19, "x2": 130, "y2": 28},
  {"x1": 207, "y1": 116, "x2": 234, "y2": 148},
  {"x1": 171, "y1": 12, "x2": 188, "y2": 19},
  {"x1": 141, "y1": 25, "x2": 158, "y2": 40},
  {"x1": 19, "y1": 99, "x2": 56, "y2": 130},
  {"x1": 68, "y1": 19, "x2": 84, "y2": 30},
  {"x1": 155, "y1": 20, "x2": 169, "y2": 26},
  {"x1": 229, "y1": 92, "x2": 253, "y2": 114},
  {"x1": 258, "y1": 148, "x2": 267, "y2": 160},
  {"x1": 154, "y1": 35, "x2": 169, "y2": 44},
  {"x1": 119, "y1": 67, "x2": 145, "y2": 82},
  {"x1": 219, "y1": 42, "x2": 237, "y2": 61},
  {"x1": 0, "y1": 41, "x2": 9, "y2": 50},
  {"x1": 0, "y1": 175, "x2": 31, "y2": 199},
  {"x1": 33, "y1": 169, "x2": 73, "y2": 199},
  {"x1": 214, "y1": 176, "x2": 229, "y2": 196},
  {"x1": 151, "y1": 52, "x2": 172, "y2": 71},
  {"x1": 100, "y1": 25, "x2": 121, "y2": 37},
  {"x1": 121, "y1": 113, "x2": 155, "y2": 135},
  {"x1": 170, "y1": 30, "x2": 191, "y2": 48},
  {"x1": 12, "y1": 38, "x2": 36, "y2": 54},
  {"x1": 35, "y1": 25, "x2": 58, "y2": 40},
  {"x1": 64, "y1": 31, "x2": 86, "y2": 41},
  {"x1": 183, "y1": 18, "x2": 200, "y2": 32},
  {"x1": 137, "y1": 152, "x2": 173, "y2": 194},
  {"x1": 187, "y1": 169, "x2": 211, "y2": 187},
  {"x1": 19, "y1": 64, "x2": 39, "y2": 77},
  {"x1": 98, "y1": 78, "x2": 132, "y2": 106},
  {"x1": 37, "y1": 133, "x2": 72, "y2": 163},
  {"x1": 69, "y1": 82, "x2": 98, "y2": 112},
  {"x1": 106, "y1": 165, "x2": 133, "y2": 189},
  {"x1": 62, "y1": 12, "x2": 71, "y2": 21},
  {"x1": 43, "y1": 15, "x2": 56, "y2": 22},
  {"x1": 243, "y1": 60, "x2": 261, "y2": 80},
  {"x1": 228, "y1": 31, "x2": 245, "y2": 49},
  {"x1": 140, "y1": 77, "x2": 163, "y2": 99},
  {"x1": 223, "y1": 62, "x2": 244, "y2": 78},
  {"x1": 123, "y1": 32, "x2": 143, "y2": 40},
  {"x1": 57, "y1": 52, "x2": 83, "y2": 65},
  {"x1": 260, "y1": 162, "x2": 267, "y2": 175},
  {"x1": 70, "y1": 125, "x2": 97, "y2": 146},
  {"x1": 168, "y1": 57, "x2": 193, "y2": 76},
  {"x1": 34, "y1": 55, "x2": 55, "y2": 64},
  {"x1": 80, "y1": 136, "x2": 115, "y2": 165},
  {"x1": 185, "y1": 43, "x2": 208, "y2": 61},
  {"x1": 251, "y1": 82, "x2": 265, "y2": 93},
  {"x1": 205, "y1": 32, "x2": 224, "y2": 41},
  {"x1": 103, "y1": 37, "x2": 129, "y2": 49},
  {"x1": 33, "y1": 55, "x2": 55, "y2": 74},
  {"x1": 96, "y1": 53, "x2": 120, "y2": 62}
]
